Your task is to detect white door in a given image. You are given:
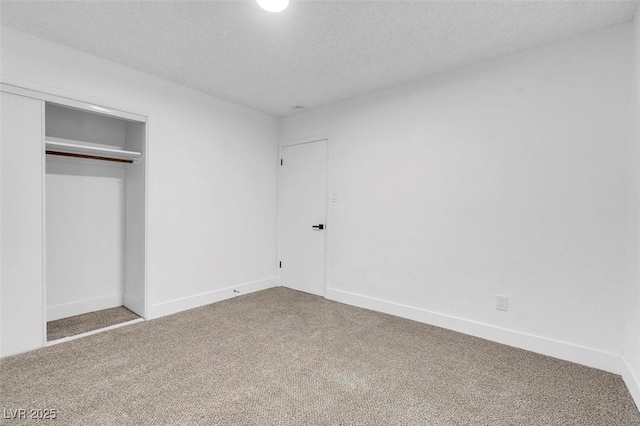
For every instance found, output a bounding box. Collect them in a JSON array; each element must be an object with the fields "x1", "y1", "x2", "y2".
[
  {"x1": 280, "y1": 140, "x2": 327, "y2": 296},
  {"x1": 1, "y1": 92, "x2": 45, "y2": 357}
]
